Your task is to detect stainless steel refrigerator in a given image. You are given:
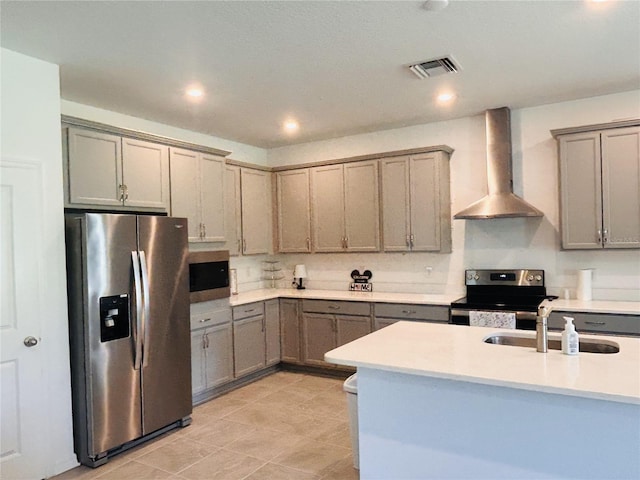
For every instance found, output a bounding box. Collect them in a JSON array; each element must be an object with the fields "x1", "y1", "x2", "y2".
[{"x1": 65, "y1": 213, "x2": 192, "y2": 467}]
